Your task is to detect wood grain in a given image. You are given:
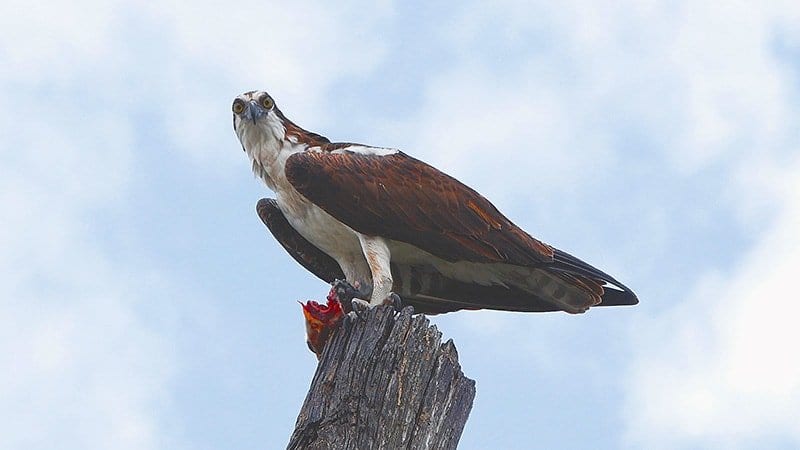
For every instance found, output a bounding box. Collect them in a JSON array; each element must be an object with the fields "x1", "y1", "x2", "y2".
[{"x1": 288, "y1": 305, "x2": 475, "y2": 449}]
